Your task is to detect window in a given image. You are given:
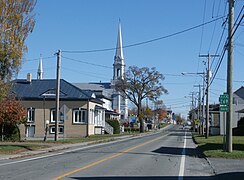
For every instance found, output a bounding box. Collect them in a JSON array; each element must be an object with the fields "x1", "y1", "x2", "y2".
[
  {"x1": 49, "y1": 125, "x2": 64, "y2": 134},
  {"x1": 27, "y1": 108, "x2": 35, "y2": 122},
  {"x1": 94, "y1": 110, "x2": 103, "y2": 126},
  {"x1": 90, "y1": 109, "x2": 95, "y2": 124},
  {"x1": 50, "y1": 109, "x2": 64, "y2": 123},
  {"x1": 73, "y1": 108, "x2": 87, "y2": 124}
]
